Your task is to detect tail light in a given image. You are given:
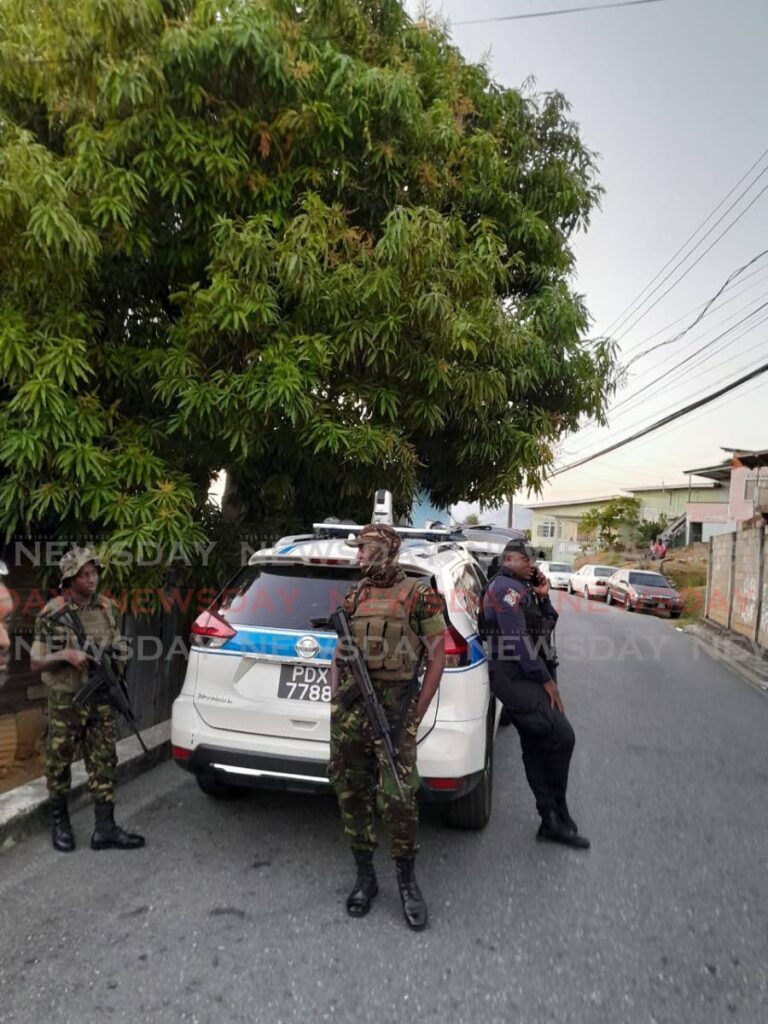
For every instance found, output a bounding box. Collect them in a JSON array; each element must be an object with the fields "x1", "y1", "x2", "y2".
[
  {"x1": 628, "y1": 588, "x2": 638, "y2": 600},
  {"x1": 172, "y1": 744, "x2": 192, "y2": 761},
  {"x1": 424, "y1": 777, "x2": 463, "y2": 790},
  {"x1": 443, "y1": 626, "x2": 469, "y2": 668},
  {"x1": 190, "y1": 610, "x2": 236, "y2": 648}
]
